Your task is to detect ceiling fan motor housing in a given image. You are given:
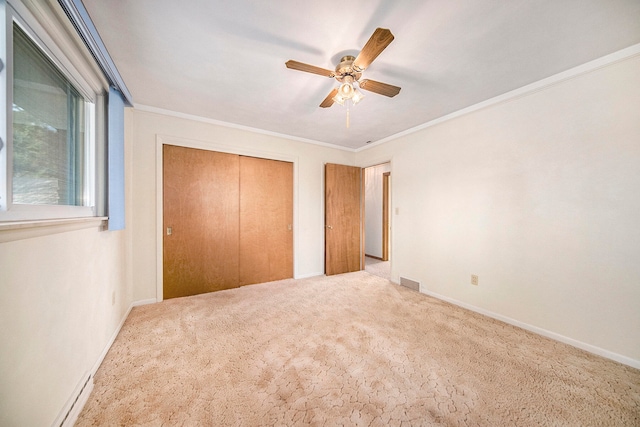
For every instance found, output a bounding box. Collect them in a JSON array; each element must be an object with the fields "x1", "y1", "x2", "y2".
[{"x1": 335, "y1": 55, "x2": 362, "y2": 83}]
